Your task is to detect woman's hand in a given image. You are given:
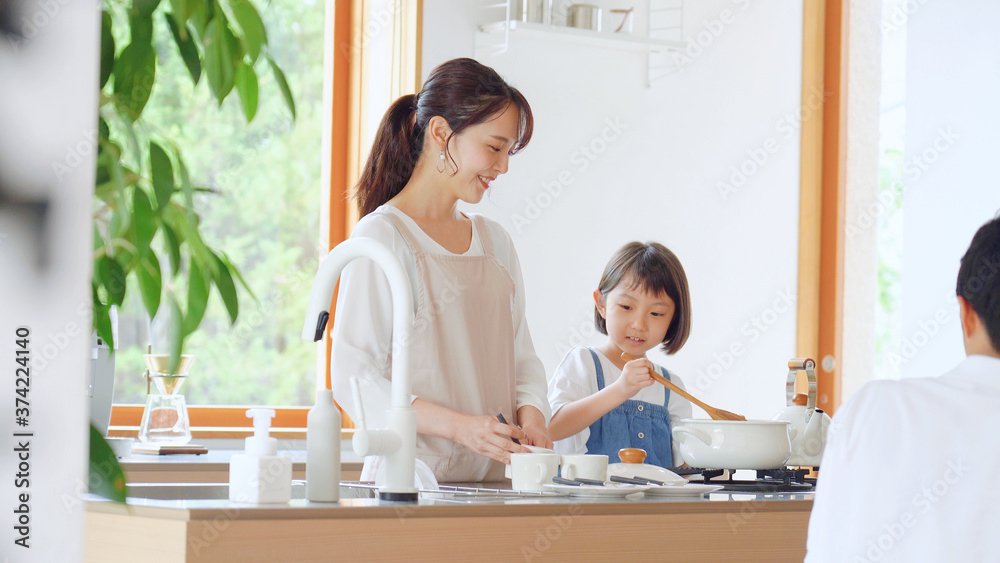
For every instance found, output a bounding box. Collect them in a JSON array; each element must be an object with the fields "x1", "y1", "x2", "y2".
[
  {"x1": 451, "y1": 414, "x2": 529, "y2": 464},
  {"x1": 614, "y1": 358, "x2": 656, "y2": 399},
  {"x1": 517, "y1": 405, "x2": 554, "y2": 449}
]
